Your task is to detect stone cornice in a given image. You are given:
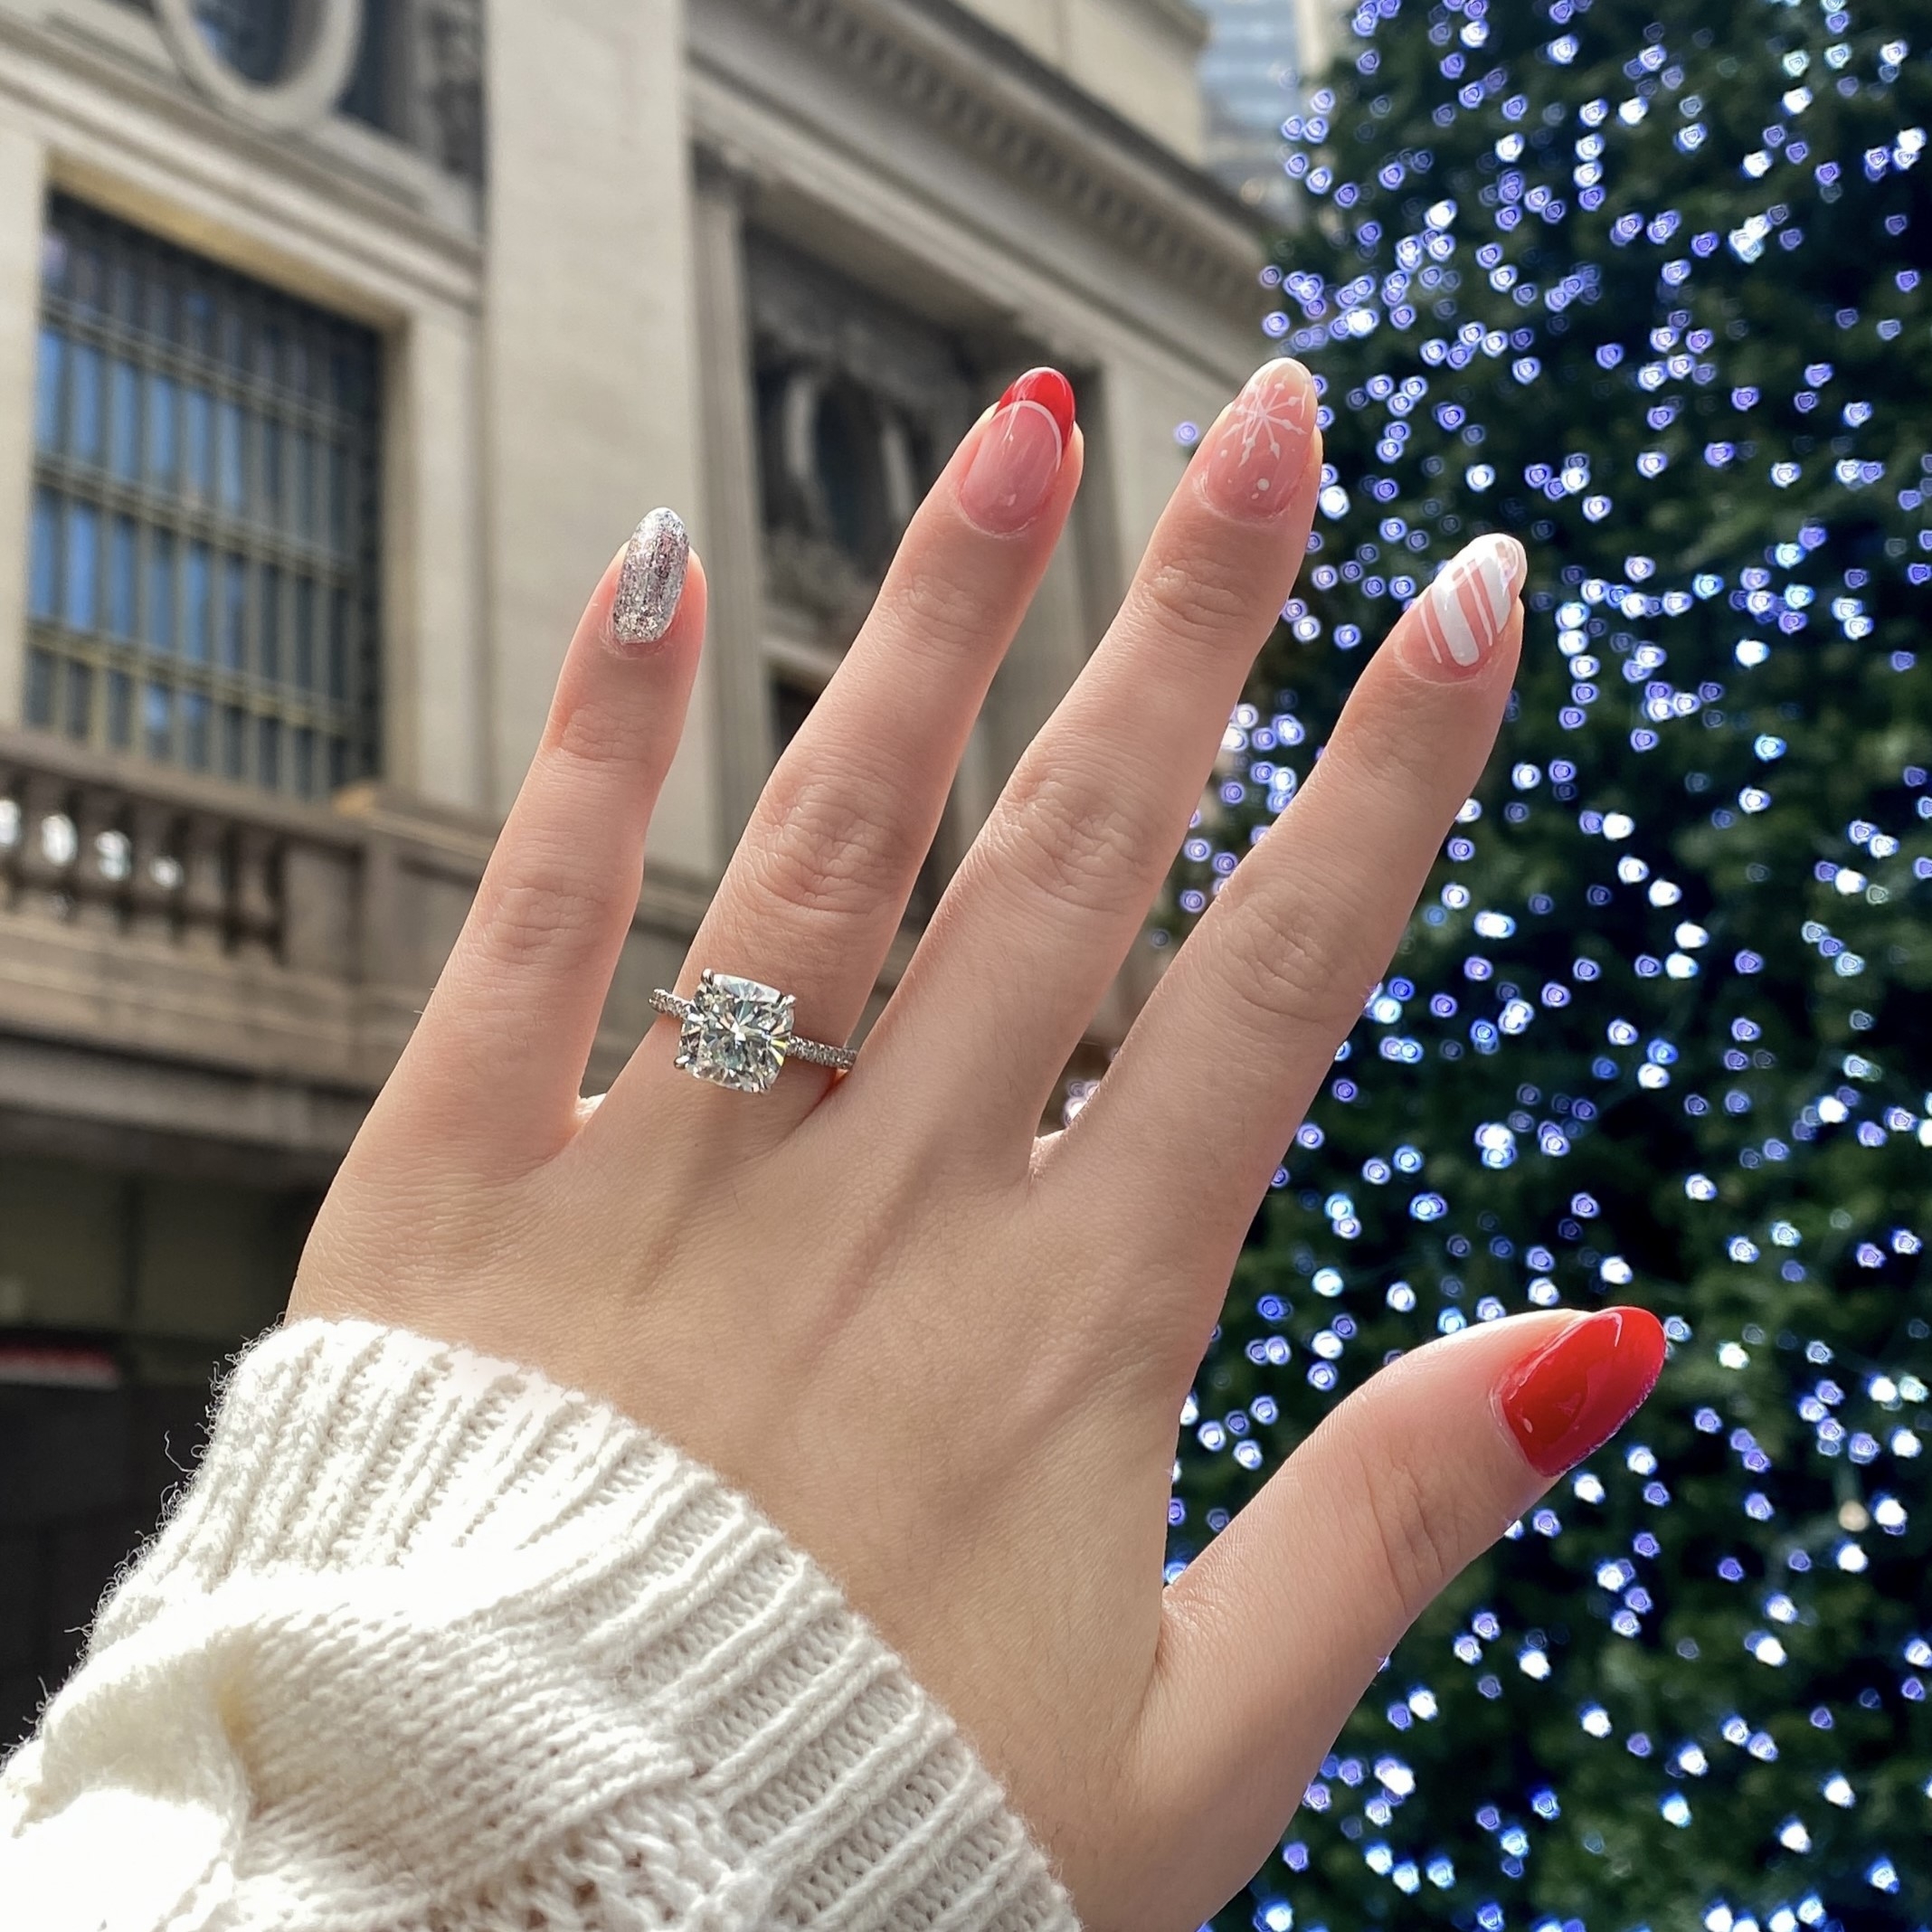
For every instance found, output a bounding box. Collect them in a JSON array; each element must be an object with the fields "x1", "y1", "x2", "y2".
[
  {"x1": 710, "y1": 0, "x2": 1266, "y2": 318},
  {"x1": 0, "y1": 4, "x2": 482, "y2": 320},
  {"x1": 1120, "y1": 0, "x2": 1211, "y2": 52}
]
